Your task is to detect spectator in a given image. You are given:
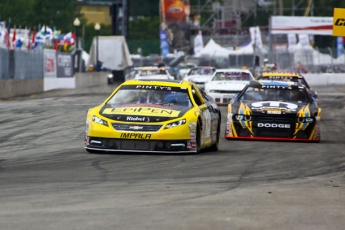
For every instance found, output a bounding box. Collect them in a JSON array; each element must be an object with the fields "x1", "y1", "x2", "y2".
[{"x1": 296, "y1": 62, "x2": 309, "y2": 74}]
